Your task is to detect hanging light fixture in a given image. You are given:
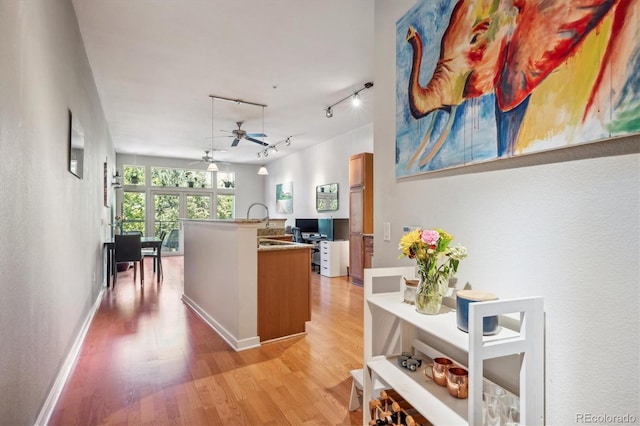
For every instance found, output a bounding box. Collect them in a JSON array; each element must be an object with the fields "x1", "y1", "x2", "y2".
[
  {"x1": 207, "y1": 96, "x2": 219, "y2": 172},
  {"x1": 256, "y1": 106, "x2": 269, "y2": 175},
  {"x1": 325, "y1": 81, "x2": 373, "y2": 118}
]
